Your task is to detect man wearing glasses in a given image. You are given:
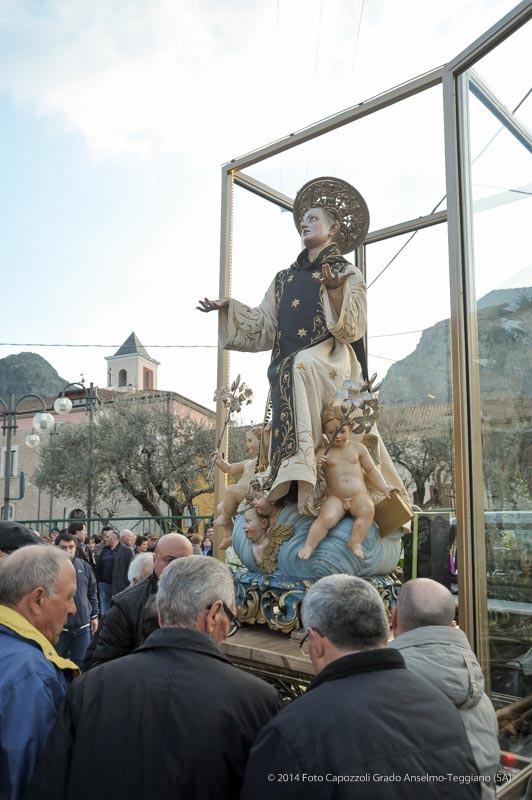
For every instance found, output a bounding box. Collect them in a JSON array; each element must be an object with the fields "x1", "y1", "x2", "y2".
[
  {"x1": 241, "y1": 575, "x2": 481, "y2": 799},
  {"x1": 27, "y1": 556, "x2": 282, "y2": 800}
]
